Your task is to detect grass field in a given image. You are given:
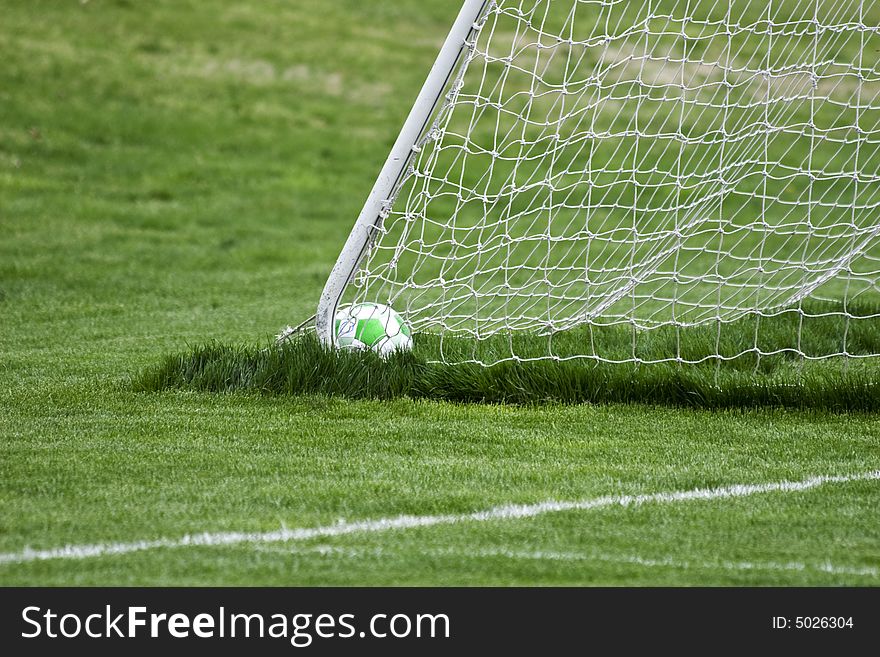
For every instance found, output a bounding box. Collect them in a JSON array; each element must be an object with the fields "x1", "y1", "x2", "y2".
[{"x1": 1, "y1": 0, "x2": 879, "y2": 586}]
